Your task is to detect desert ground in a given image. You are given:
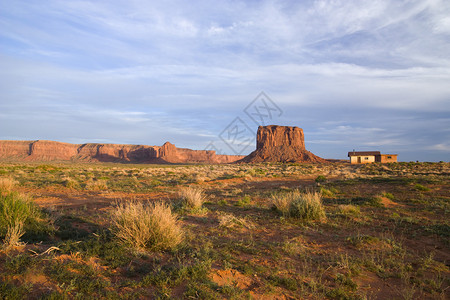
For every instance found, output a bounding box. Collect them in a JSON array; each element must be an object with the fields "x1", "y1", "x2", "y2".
[{"x1": 0, "y1": 161, "x2": 449, "y2": 299}]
